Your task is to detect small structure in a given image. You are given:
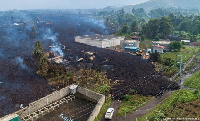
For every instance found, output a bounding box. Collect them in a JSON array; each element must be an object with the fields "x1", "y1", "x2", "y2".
[
  {"x1": 146, "y1": 48, "x2": 151, "y2": 53},
  {"x1": 75, "y1": 34, "x2": 125, "y2": 48},
  {"x1": 192, "y1": 42, "x2": 200, "y2": 46},
  {"x1": 181, "y1": 40, "x2": 191, "y2": 45},
  {"x1": 69, "y1": 84, "x2": 78, "y2": 94},
  {"x1": 120, "y1": 40, "x2": 140, "y2": 52},
  {"x1": 46, "y1": 51, "x2": 63, "y2": 63},
  {"x1": 152, "y1": 40, "x2": 171, "y2": 51},
  {"x1": 130, "y1": 36, "x2": 140, "y2": 40},
  {"x1": 152, "y1": 45, "x2": 165, "y2": 53}
]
